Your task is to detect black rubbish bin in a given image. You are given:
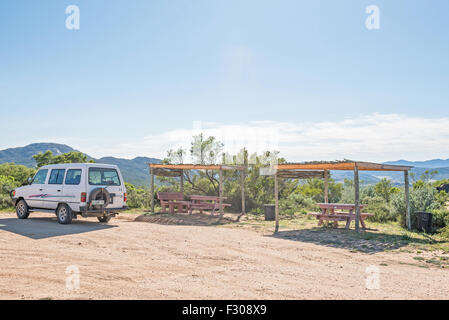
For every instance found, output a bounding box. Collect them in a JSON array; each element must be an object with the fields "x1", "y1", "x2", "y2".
[
  {"x1": 264, "y1": 204, "x2": 276, "y2": 221},
  {"x1": 416, "y1": 212, "x2": 433, "y2": 233}
]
